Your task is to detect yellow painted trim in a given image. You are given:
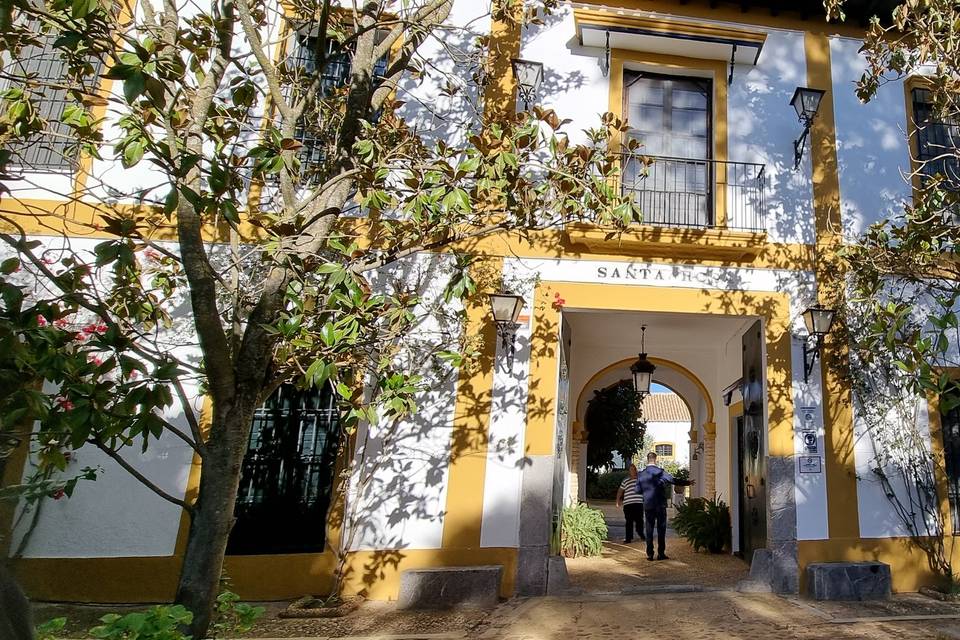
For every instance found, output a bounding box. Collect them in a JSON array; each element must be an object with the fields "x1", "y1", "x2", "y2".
[
  {"x1": 441, "y1": 257, "x2": 503, "y2": 549},
  {"x1": 797, "y1": 537, "x2": 960, "y2": 593},
  {"x1": 574, "y1": 8, "x2": 768, "y2": 47},
  {"x1": 653, "y1": 441, "x2": 675, "y2": 460},
  {"x1": 482, "y1": 2, "x2": 522, "y2": 119},
  {"x1": 572, "y1": 0, "x2": 873, "y2": 39},
  {"x1": 574, "y1": 355, "x2": 714, "y2": 427},
  {"x1": 607, "y1": 49, "x2": 730, "y2": 228},
  {"x1": 13, "y1": 547, "x2": 519, "y2": 602},
  {"x1": 563, "y1": 224, "x2": 774, "y2": 261},
  {"x1": 805, "y1": 31, "x2": 860, "y2": 541},
  {"x1": 703, "y1": 421, "x2": 717, "y2": 438},
  {"x1": 903, "y1": 75, "x2": 932, "y2": 197}
]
